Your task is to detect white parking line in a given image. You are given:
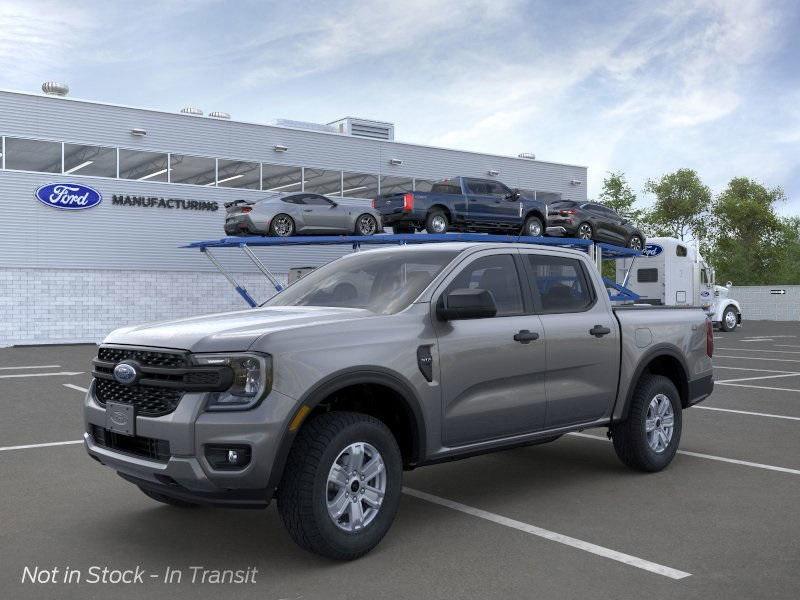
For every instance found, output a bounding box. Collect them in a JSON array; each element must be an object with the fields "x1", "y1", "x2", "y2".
[
  {"x1": 0, "y1": 371, "x2": 84, "y2": 379},
  {"x1": 717, "y1": 348, "x2": 800, "y2": 355},
  {"x1": 64, "y1": 384, "x2": 89, "y2": 393},
  {"x1": 715, "y1": 382, "x2": 800, "y2": 393},
  {"x1": 569, "y1": 432, "x2": 800, "y2": 476},
  {"x1": 714, "y1": 355, "x2": 800, "y2": 363},
  {"x1": 717, "y1": 373, "x2": 800, "y2": 384},
  {"x1": 403, "y1": 487, "x2": 691, "y2": 580},
  {"x1": 776, "y1": 344, "x2": 800, "y2": 349},
  {"x1": 695, "y1": 406, "x2": 800, "y2": 421},
  {"x1": 0, "y1": 364, "x2": 61, "y2": 371},
  {"x1": 0, "y1": 440, "x2": 83, "y2": 453},
  {"x1": 739, "y1": 338, "x2": 774, "y2": 342},
  {"x1": 713, "y1": 366, "x2": 800, "y2": 374}
]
